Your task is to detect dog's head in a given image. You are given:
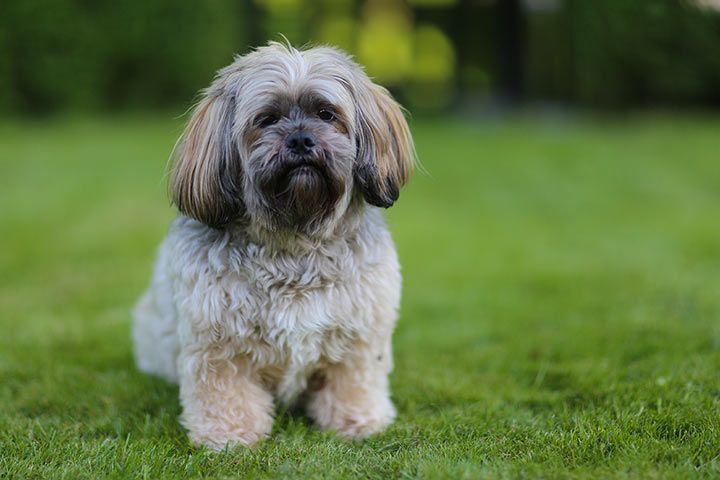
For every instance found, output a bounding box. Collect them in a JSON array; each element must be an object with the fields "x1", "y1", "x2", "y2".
[{"x1": 169, "y1": 42, "x2": 415, "y2": 234}]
